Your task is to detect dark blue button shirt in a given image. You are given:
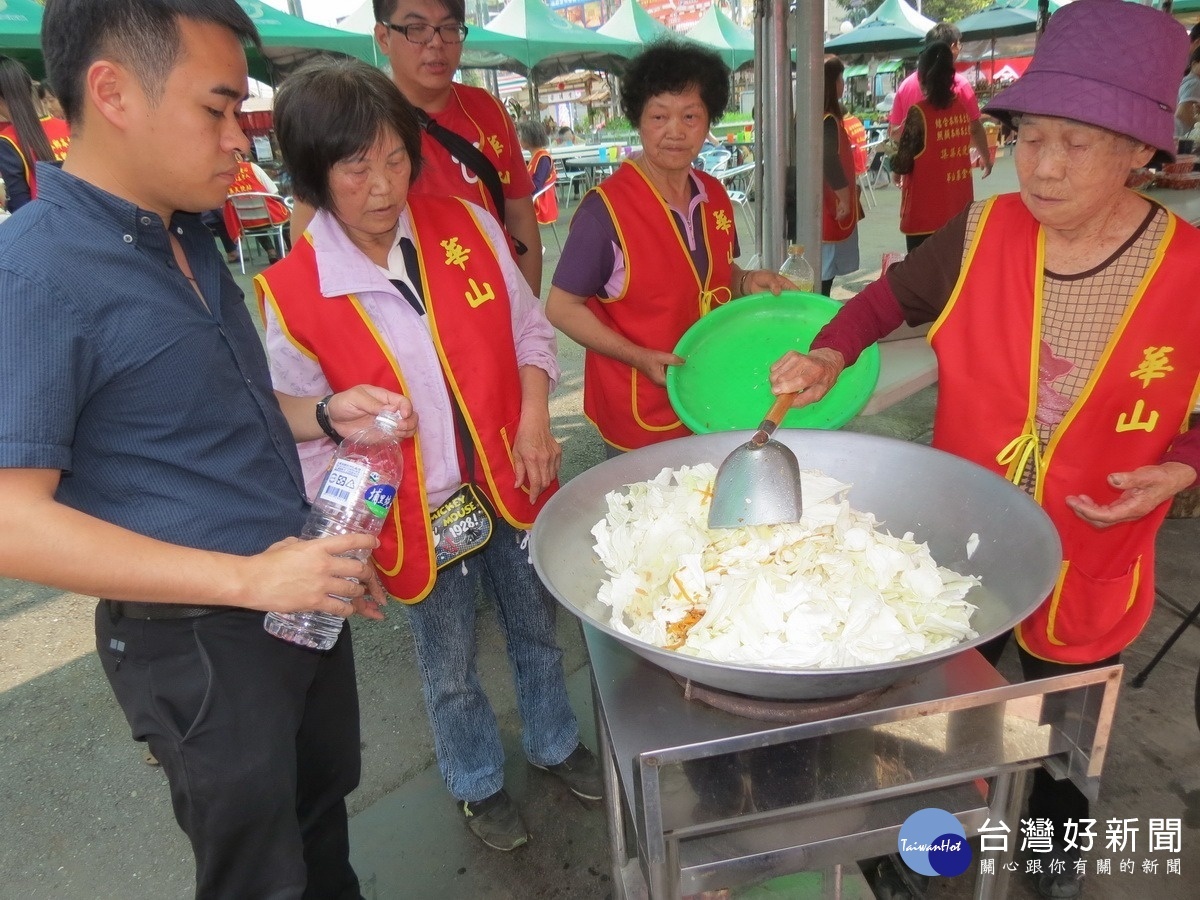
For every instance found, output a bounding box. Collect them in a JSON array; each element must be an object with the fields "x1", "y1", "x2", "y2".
[{"x1": 0, "y1": 164, "x2": 309, "y2": 556}]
